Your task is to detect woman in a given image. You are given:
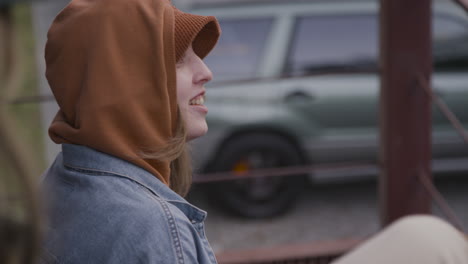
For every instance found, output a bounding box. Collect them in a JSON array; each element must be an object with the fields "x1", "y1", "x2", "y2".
[
  {"x1": 39, "y1": 0, "x2": 468, "y2": 263},
  {"x1": 40, "y1": 0, "x2": 220, "y2": 262}
]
